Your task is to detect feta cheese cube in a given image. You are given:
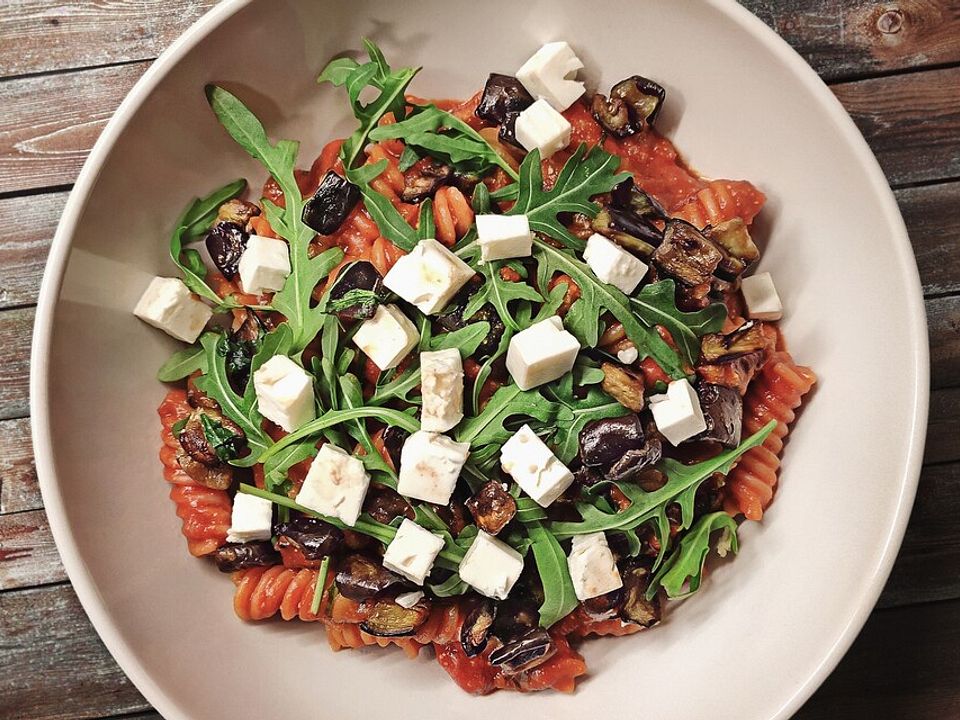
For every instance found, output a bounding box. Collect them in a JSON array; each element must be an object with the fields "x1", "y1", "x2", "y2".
[
  {"x1": 225, "y1": 493, "x2": 274, "y2": 544},
  {"x1": 500, "y1": 424, "x2": 574, "y2": 507},
  {"x1": 420, "y1": 349, "x2": 464, "y2": 432},
  {"x1": 133, "y1": 276, "x2": 212, "y2": 343},
  {"x1": 295, "y1": 444, "x2": 371, "y2": 527},
  {"x1": 395, "y1": 590, "x2": 425, "y2": 608},
  {"x1": 741, "y1": 271, "x2": 783, "y2": 321},
  {"x1": 352, "y1": 304, "x2": 420, "y2": 371},
  {"x1": 616, "y1": 345, "x2": 639, "y2": 365},
  {"x1": 648, "y1": 378, "x2": 707, "y2": 446},
  {"x1": 566, "y1": 532, "x2": 623, "y2": 601},
  {"x1": 515, "y1": 98, "x2": 572, "y2": 160},
  {"x1": 253, "y1": 355, "x2": 317, "y2": 432},
  {"x1": 516, "y1": 41, "x2": 585, "y2": 112},
  {"x1": 382, "y1": 518, "x2": 445, "y2": 585},
  {"x1": 506, "y1": 316, "x2": 580, "y2": 390},
  {"x1": 397, "y1": 431, "x2": 471, "y2": 505},
  {"x1": 238, "y1": 235, "x2": 291, "y2": 295},
  {"x1": 383, "y1": 238, "x2": 475, "y2": 315},
  {"x1": 476, "y1": 214, "x2": 533, "y2": 262},
  {"x1": 458, "y1": 530, "x2": 525, "y2": 600},
  {"x1": 583, "y1": 233, "x2": 648, "y2": 294}
]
